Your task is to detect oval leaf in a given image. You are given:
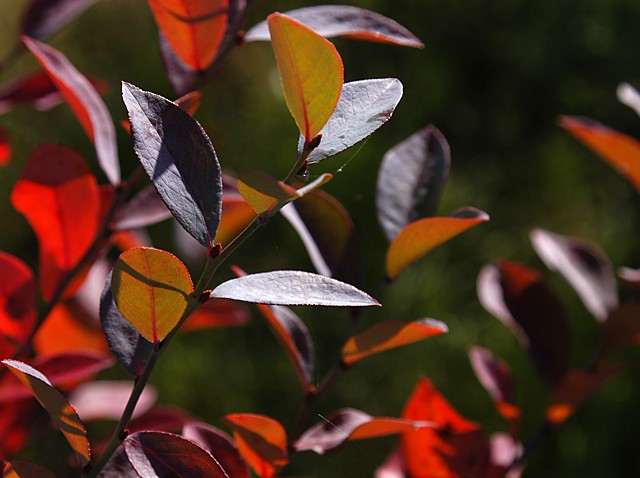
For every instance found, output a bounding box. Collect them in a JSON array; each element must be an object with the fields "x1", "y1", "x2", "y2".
[
  {"x1": 210, "y1": 270, "x2": 379, "y2": 307},
  {"x1": 21, "y1": 0, "x2": 100, "y2": 40},
  {"x1": 267, "y1": 13, "x2": 344, "y2": 142},
  {"x1": 111, "y1": 247, "x2": 193, "y2": 344},
  {"x1": 386, "y1": 208, "x2": 489, "y2": 280},
  {"x1": 342, "y1": 319, "x2": 447, "y2": 365},
  {"x1": 122, "y1": 82, "x2": 223, "y2": 247}
]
